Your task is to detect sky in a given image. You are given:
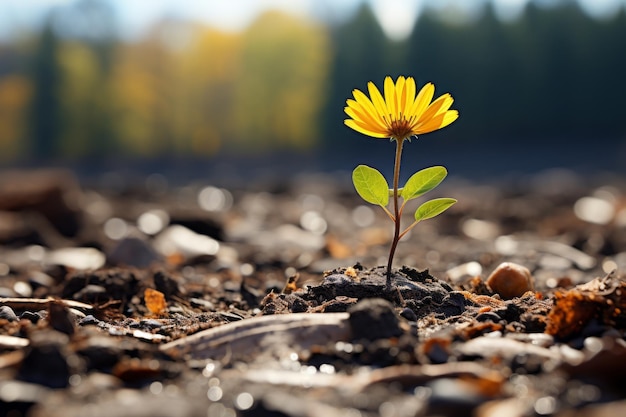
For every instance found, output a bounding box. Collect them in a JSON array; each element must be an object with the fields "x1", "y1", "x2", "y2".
[{"x1": 0, "y1": 0, "x2": 624, "y2": 42}]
